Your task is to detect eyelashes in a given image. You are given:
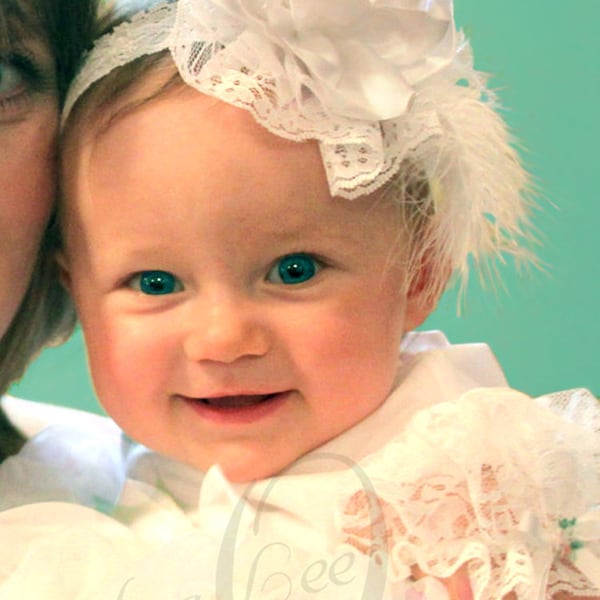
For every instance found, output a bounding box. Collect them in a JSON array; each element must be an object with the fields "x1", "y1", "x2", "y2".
[{"x1": 0, "y1": 48, "x2": 55, "y2": 118}]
